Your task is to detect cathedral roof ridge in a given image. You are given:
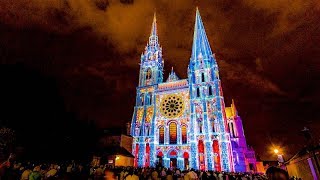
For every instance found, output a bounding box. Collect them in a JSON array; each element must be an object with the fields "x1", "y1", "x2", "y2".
[{"x1": 158, "y1": 79, "x2": 188, "y2": 90}]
